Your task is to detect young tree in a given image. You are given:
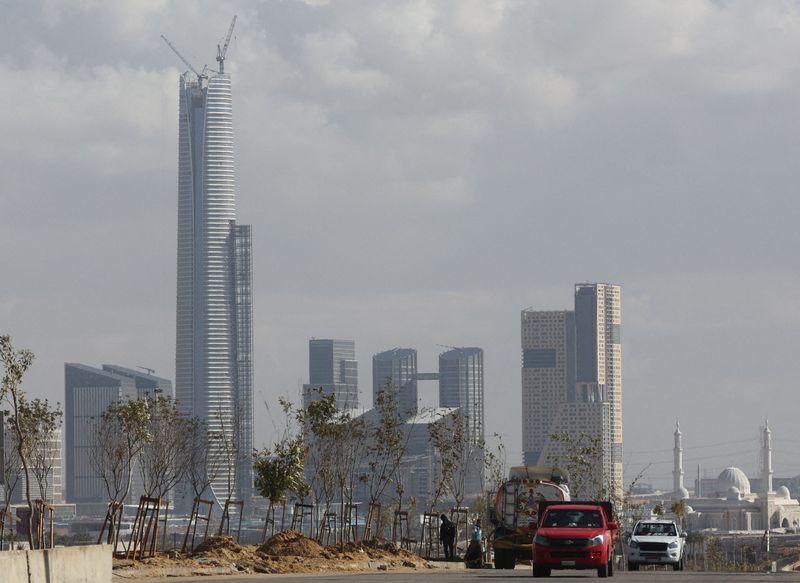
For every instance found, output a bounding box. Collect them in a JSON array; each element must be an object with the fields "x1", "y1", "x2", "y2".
[
  {"x1": 182, "y1": 417, "x2": 223, "y2": 503},
  {"x1": 1, "y1": 335, "x2": 36, "y2": 547},
  {"x1": 25, "y1": 400, "x2": 63, "y2": 503},
  {"x1": 546, "y1": 431, "x2": 607, "y2": 500},
  {"x1": 89, "y1": 399, "x2": 151, "y2": 545},
  {"x1": 361, "y1": 387, "x2": 413, "y2": 514},
  {"x1": 429, "y1": 409, "x2": 470, "y2": 511},
  {"x1": 253, "y1": 435, "x2": 308, "y2": 537},
  {"x1": 139, "y1": 396, "x2": 189, "y2": 501}
]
